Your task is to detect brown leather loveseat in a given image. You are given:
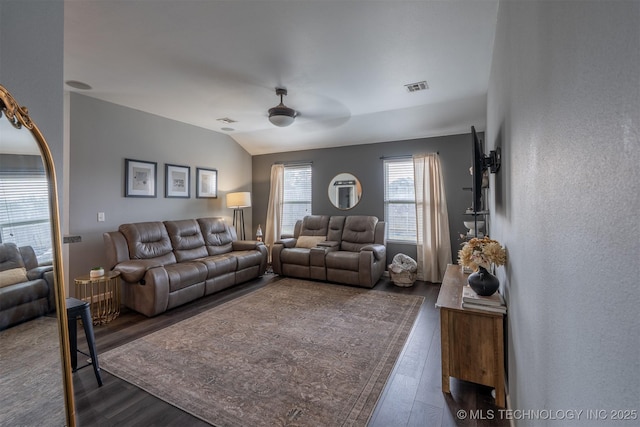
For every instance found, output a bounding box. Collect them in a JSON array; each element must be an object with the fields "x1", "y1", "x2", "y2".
[
  {"x1": 104, "y1": 217, "x2": 267, "y2": 317},
  {"x1": 0, "y1": 243, "x2": 54, "y2": 330},
  {"x1": 272, "y1": 215, "x2": 386, "y2": 288}
]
